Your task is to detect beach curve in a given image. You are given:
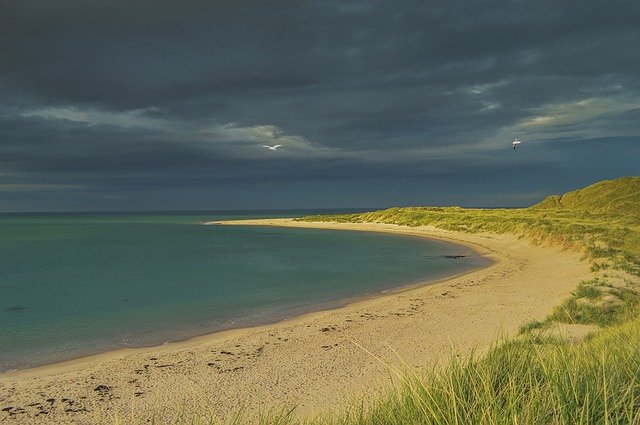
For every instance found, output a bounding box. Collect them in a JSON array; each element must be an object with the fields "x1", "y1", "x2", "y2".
[{"x1": 0, "y1": 219, "x2": 591, "y2": 423}]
